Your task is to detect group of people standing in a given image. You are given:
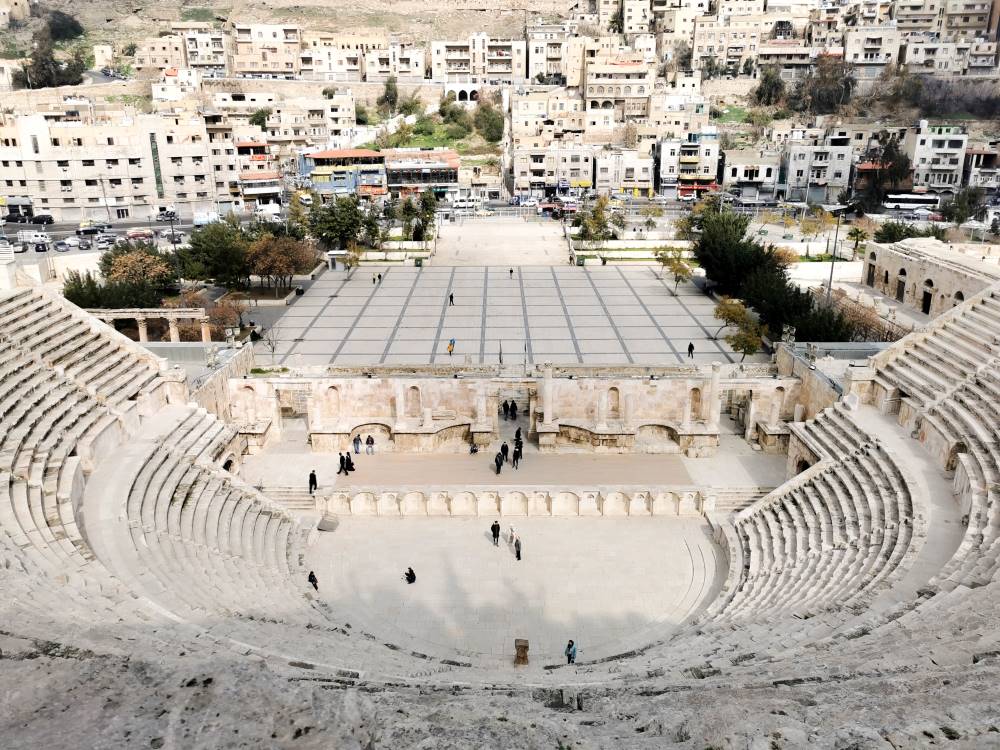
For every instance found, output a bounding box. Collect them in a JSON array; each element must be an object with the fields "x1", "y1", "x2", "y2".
[
  {"x1": 306, "y1": 434, "x2": 378, "y2": 493},
  {"x1": 490, "y1": 520, "x2": 522, "y2": 561},
  {"x1": 494, "y1": 401, "x2": 524, "y2": 475}
]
